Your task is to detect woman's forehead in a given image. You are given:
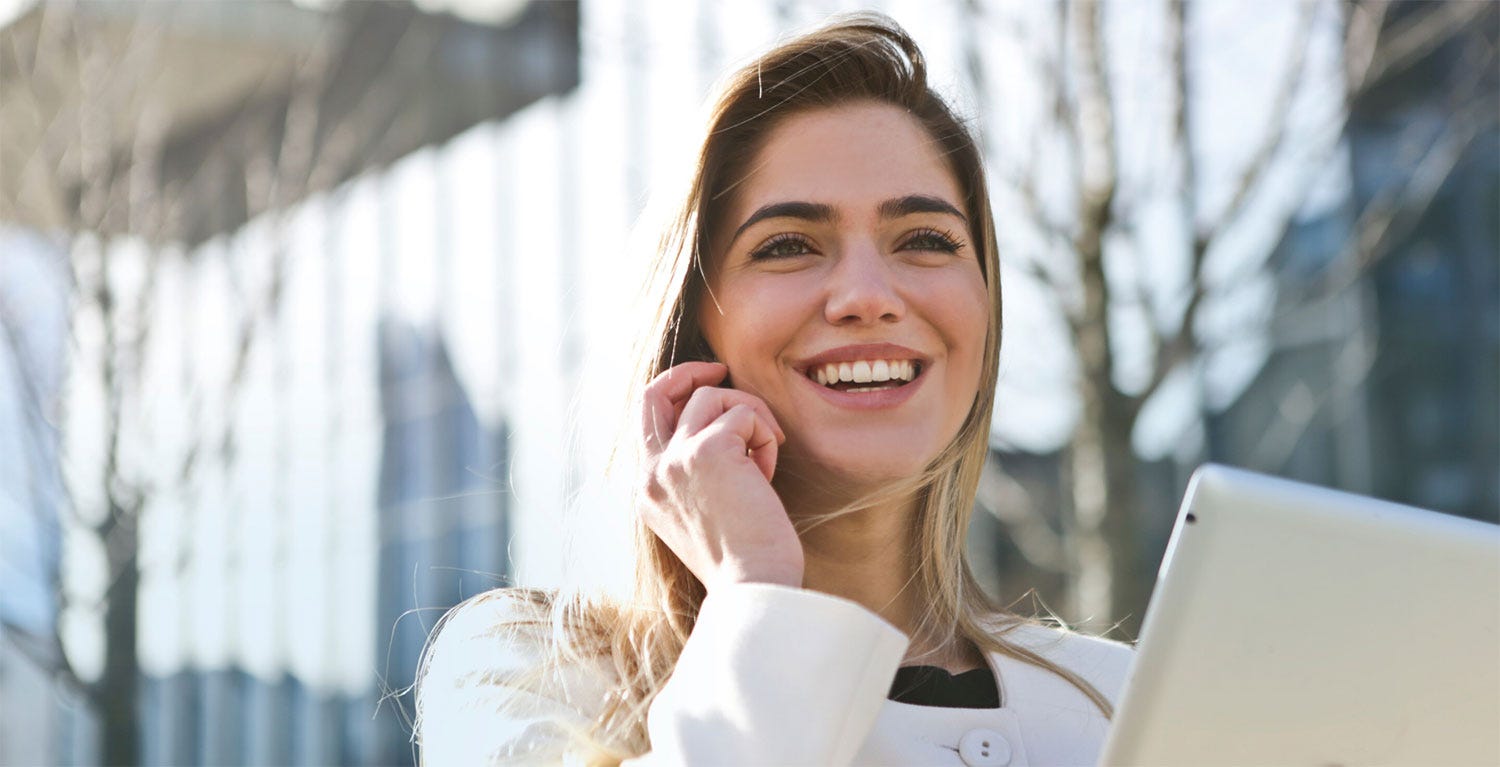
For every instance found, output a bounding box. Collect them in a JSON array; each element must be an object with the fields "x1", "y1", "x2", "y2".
[{"x1": 726, "y1": 102, "x2": 965, "y2": 225}]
